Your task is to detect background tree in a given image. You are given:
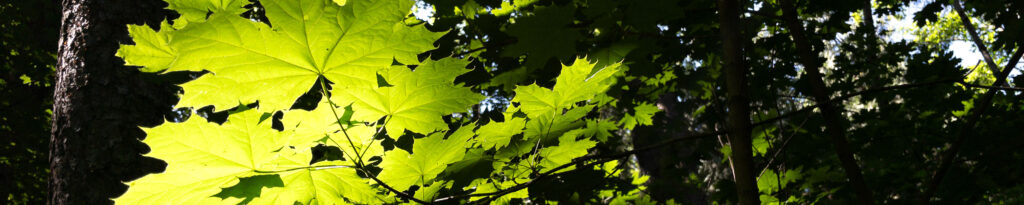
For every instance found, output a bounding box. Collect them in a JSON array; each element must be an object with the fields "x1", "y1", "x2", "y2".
[{"x1": 1, "y1": 0, "x2": 58, "y2": 203}]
